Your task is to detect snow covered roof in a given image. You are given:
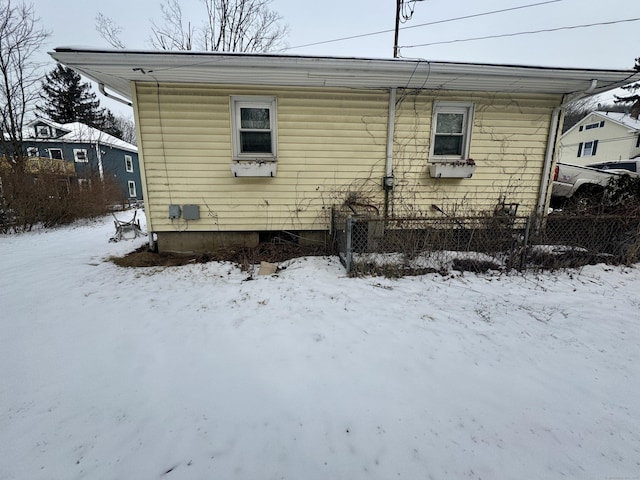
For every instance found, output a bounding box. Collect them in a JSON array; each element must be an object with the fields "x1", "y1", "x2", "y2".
[
  {"x1": 592, "y1": 111, "x2": 640, "y2": 131},
  {"x1": 49, "y1": 48, "x2": 640, "y2": 101},
  {"x1": 25, "y1": 118, "x2": 137, "y2": 153}
]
